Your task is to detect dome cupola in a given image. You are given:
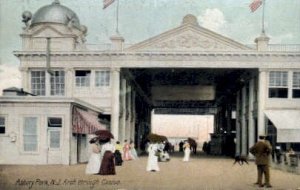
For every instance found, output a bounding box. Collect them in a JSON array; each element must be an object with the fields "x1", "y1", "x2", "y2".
[{"x1": 30, "y1": 0, "x2": 81, "y2": 29}]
